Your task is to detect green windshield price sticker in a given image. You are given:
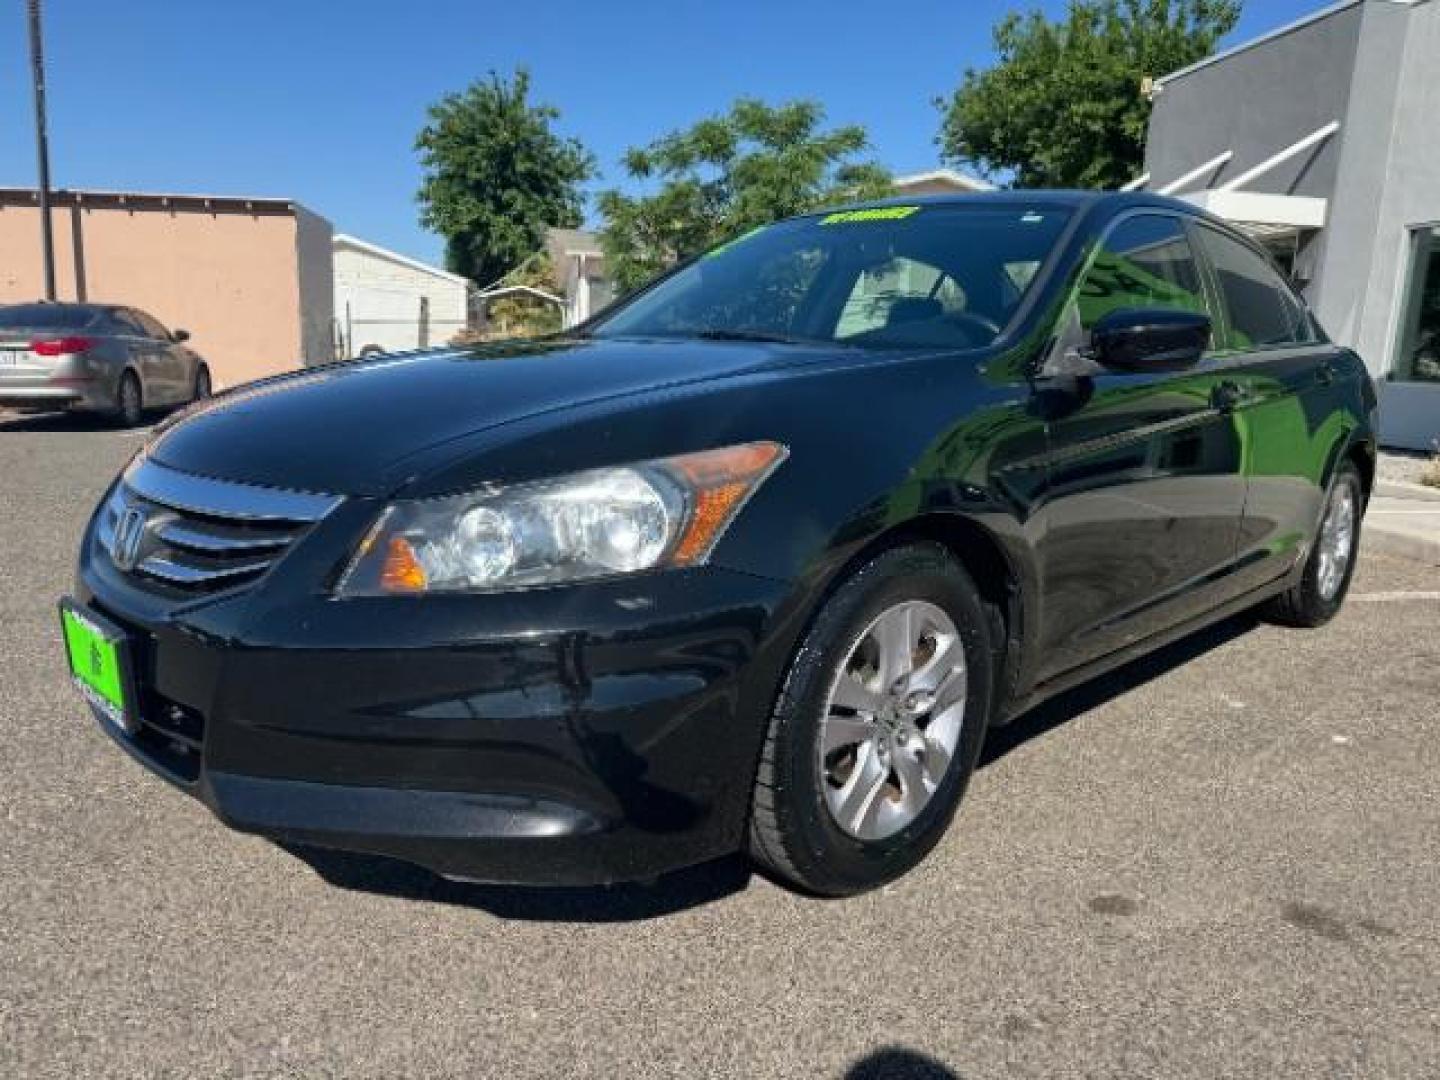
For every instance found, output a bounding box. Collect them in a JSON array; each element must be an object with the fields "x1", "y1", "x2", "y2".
[
  {"x1": 820, "y1": 206, "x2": 922, "y2": 225},
  {"x1": 61, "y1": 607, "x2": 127, "y2": 725},
  {"x1": 704, "y1": 225, "x2": 767, "y2": 259}
]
